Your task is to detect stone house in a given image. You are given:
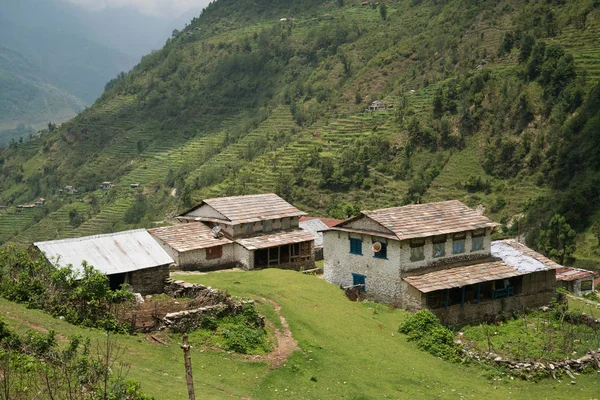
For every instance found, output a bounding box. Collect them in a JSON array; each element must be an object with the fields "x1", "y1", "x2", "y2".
[
  {"x1": 367, "y1": 100, "x2": 391, "y2": 111},
  {"x1": 149, "y1": 222, "x2": 237, "y2": 271},
  {"x1": 323, "y1": 200, "x2": 558, "y2": 325},
  {"x1": 34, "y1": 229, "x2": 174, "y2": 295},
  {"x1": 171, "y1": 193, "x2": 315, "y2": 270},
  {"x1": 556, "y1": 267, "x2": 596, "y2": 296}
]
